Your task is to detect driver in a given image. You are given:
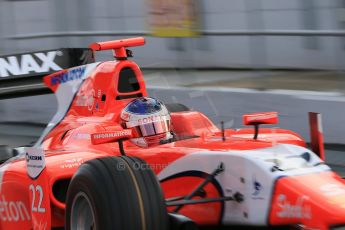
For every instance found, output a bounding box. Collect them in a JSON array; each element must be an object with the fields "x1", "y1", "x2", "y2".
[{"x1": 120, "y1": 97, "x2": 173, "y2": 148}]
